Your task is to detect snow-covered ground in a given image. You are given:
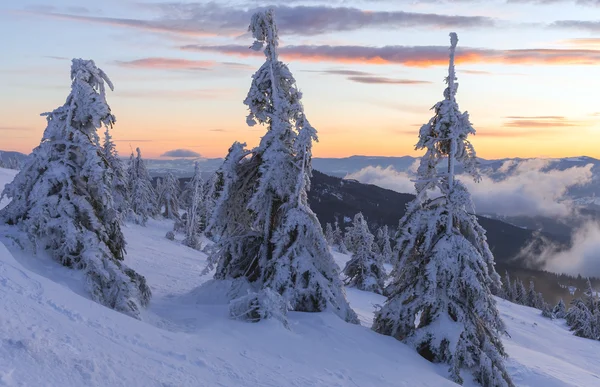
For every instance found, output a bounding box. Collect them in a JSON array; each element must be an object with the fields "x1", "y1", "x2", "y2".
[{"x1": 1, "y1": 168, "x2": 600, "y2": 386}]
